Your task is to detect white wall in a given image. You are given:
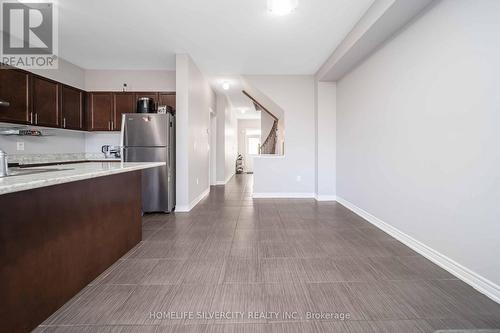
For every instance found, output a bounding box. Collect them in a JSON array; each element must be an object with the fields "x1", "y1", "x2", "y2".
[
  {"x1": 209, "y1": 113, "x2": 217, "y2": 186},
  {"x1": 84, "y1": 132, "x2": 121, "y2": 154},
  {"x1": 315, "y1": 81, "x2": 336, "y2": 200},
  {"x1": 247, "y1": 75, "x2": 316, "y2": 197},
  {"x1": 238, "y1": 119, "x2": 260, "y2": 173},
  {"x1": 0, "y1": 124, "x2": 86, "y2": 156},
  {"x1": 188, "y1": 58, "x2": 215, "y2": 205},
  {"x1": 224, "y1": 100, "x2": 237, "y2": 182},
  {"x1": 216, "y1": 94, "x2": 238, "y2": 184},
  {"x1": 176, "y1": 54, "x2": 215, "y2": 211},
  {"x1": 30, "y1": 58, "x2": 86, "y2": 89},
  {"x1": 337, "y1": 0, "x2": 500, "y2": 288},
  {"x1": 175, "y1": 55, "x2": 190, "y2": 210},
  {"x1": 216, "y1": 95, "x2": 227, "y2": 184},
  {"x1": 85, "y1": 69, "x2": 176, "y2": 91}
]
